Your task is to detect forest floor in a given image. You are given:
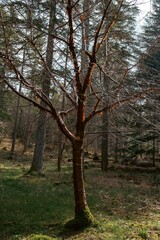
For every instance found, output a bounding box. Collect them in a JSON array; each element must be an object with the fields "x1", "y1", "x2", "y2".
[{"x1": 0, "y1": 150, "x2": 160, "y2": 240}]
